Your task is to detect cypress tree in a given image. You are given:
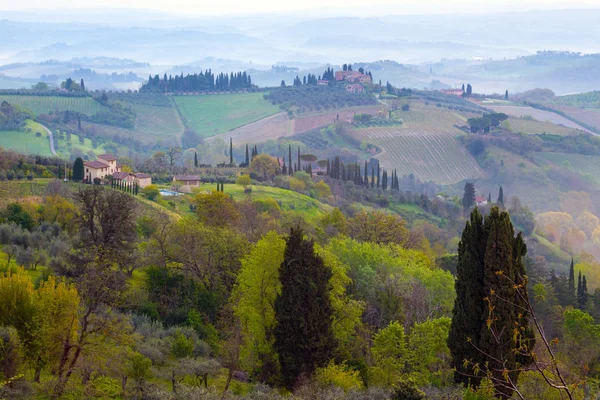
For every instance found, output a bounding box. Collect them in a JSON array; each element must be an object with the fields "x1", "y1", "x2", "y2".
[
  {"x1": 326, "y1": 159, "x2": 330, "y2": 176},
  {"x1": 245, "y1": 144, "x2": 249, "y2": 166},
  {"x1": 568, "y1": 258, "x2": 575, "y2": 305},
  {"x1": 288, "y1": 145, "x2": 293, "y2": 176},
  {"x1": 462, "y1": 182, "x2": 476, "y2": 210},
  {"x1": 488, "y1": 193, "x2": 491, "y2": 203},
  {"x1": 297, "y1": 147, "x2": 301, "y2": 173},
  {"x1": 449, "y1": 207, "x2": 534, "y2": 398},
  {"x1": 577, "y1": 271, "x2": 583, "y2": 309},
  {"x1": 194, "y1": 151, "x2": 198, "y2": 168},
  {"x1": 229, "y1": 138, "x2": 233, "y2": 165},
  {"x1": 72, "y1": 157, "x2": 84, "y2": 182},
  {"x1": 274, "y1": 227, "x2": 336, "y2": 389},
  {"x1": 371, "y1": 166, "x2": 374, "y2": 188},
  {"x1": 582, "y1": 275, "x2": 588, "y2": 308},
  {"x1": 364, "y1": 161, "x2": 368, "y2": 187},
  {"x1": 376, "y1": 164, "x2": 380, "y2": 188},
  {"x1": 497, "y1": 186, "x2": 504, "y2": 206}
]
